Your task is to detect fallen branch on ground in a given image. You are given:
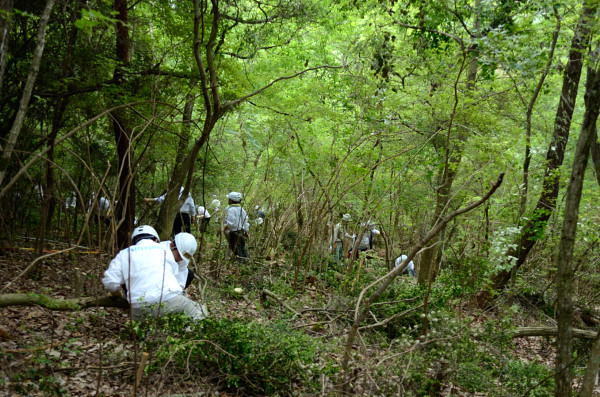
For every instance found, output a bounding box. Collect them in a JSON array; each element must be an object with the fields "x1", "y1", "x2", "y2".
[
  {"x1": 0, "y1": 293, "x2": 129, "y2": 310},
  {"x1": 514, "y1": 326, "x2": 595, "y2": 339}
]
